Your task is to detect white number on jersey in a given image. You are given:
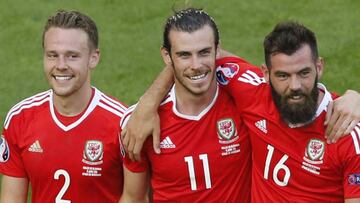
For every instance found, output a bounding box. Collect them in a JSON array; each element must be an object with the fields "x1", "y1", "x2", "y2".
[
  {"x1": 264, "y1": 145, "x2": 291, "y2": 187},
  {"x1": 54, "y1": 169, "x2": 71, "y2": 203},
  {"x1": 184, "y1": 154, "x2": 212, "y2": 191}
]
